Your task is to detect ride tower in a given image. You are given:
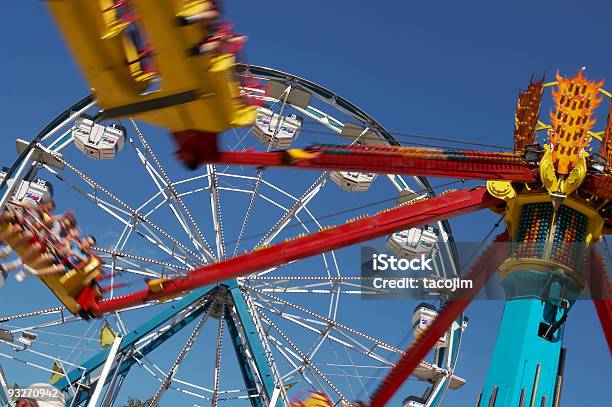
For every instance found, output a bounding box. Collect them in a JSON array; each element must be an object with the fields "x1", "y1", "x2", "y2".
[{"x1": 480, "y1": 71, "x2": 608, "y2": 406}]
